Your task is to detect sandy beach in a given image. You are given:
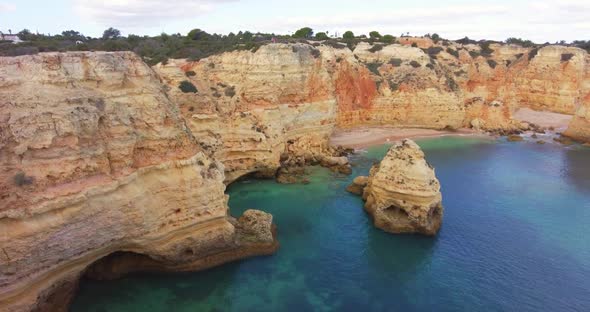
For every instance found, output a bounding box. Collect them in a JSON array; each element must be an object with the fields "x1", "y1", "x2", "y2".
[
  {"x1": 330, "y1": 127, "x2": 486, "y2": 149},
  {"x1": 513, "y1": 108, "x2": 572, "y2": 131}
]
